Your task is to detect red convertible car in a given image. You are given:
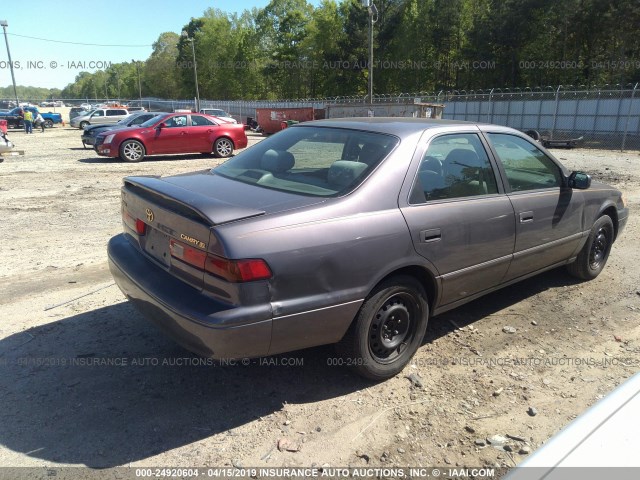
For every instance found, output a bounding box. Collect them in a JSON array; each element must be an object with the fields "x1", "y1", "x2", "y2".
[{"x1": 95, "y1": 113, "x2": 248, "y2": 162}]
